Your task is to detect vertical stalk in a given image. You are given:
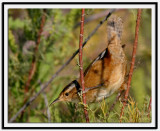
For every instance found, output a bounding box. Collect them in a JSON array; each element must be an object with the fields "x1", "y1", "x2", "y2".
[
  {"x1": 20, "y1": 9, "x2": 46, "y2": 122},
  {"x1": 79, "y1": 9, "x2": 90, "y2": 123},
  {"x1": 24, "y1": 9, "x2": 46, "y2": 93},
  {"x1": 120, "y1": 9, "x2": 142, "y2": 122}
]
